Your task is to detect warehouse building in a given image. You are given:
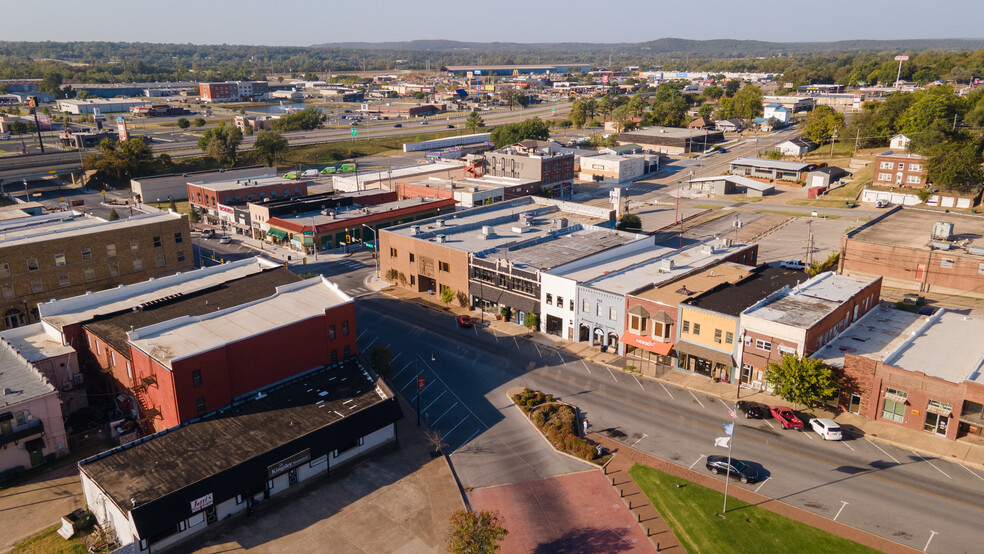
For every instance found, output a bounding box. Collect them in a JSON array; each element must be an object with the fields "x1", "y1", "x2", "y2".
[
  {"x1": 616, "y1": 127, "x2": 724, "y2": 155},
  {"x1": 131, "y1": 166, "x2": 275, "y2": 203}
]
